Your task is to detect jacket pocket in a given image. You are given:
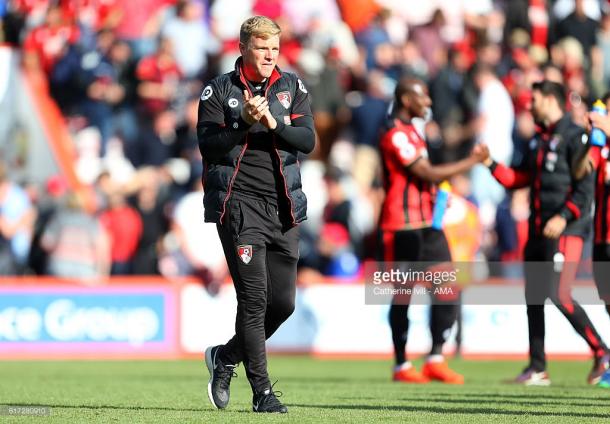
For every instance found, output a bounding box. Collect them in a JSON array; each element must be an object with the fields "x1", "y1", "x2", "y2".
[{"x1": 227, "y1": 200, "x2": 245, "y2": 241}]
